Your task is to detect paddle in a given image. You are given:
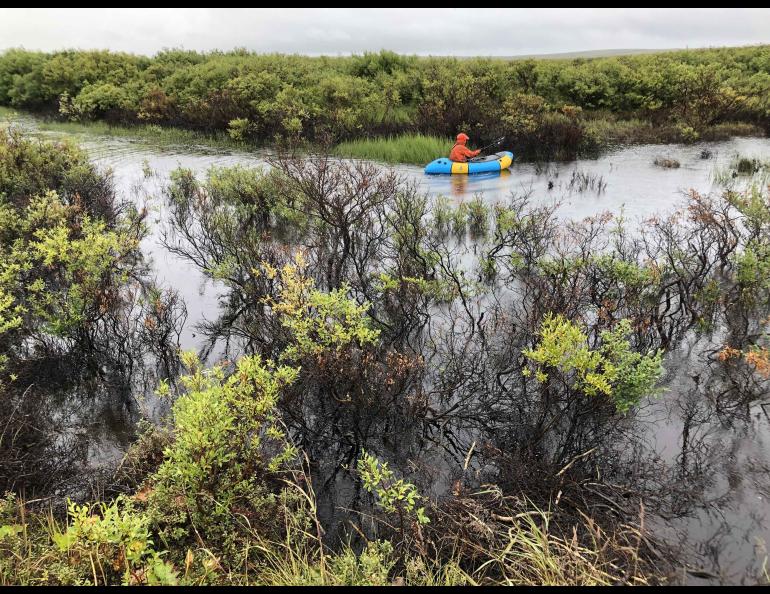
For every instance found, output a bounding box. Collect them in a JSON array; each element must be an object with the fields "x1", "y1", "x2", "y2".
[
  {"x1": 477, "y1": 136, "x2": 506, "y2": 153},
  {"x1": 469, "y1": 136, "x2": 506, "y2": 161}
]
